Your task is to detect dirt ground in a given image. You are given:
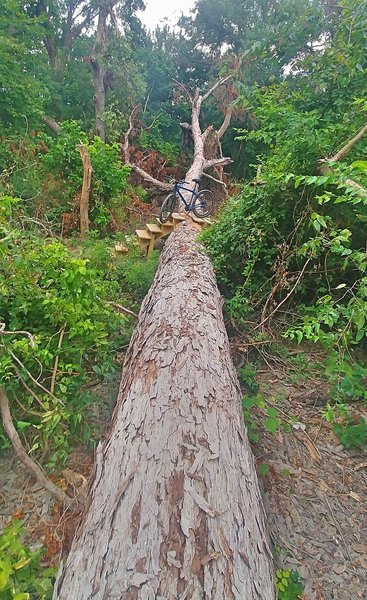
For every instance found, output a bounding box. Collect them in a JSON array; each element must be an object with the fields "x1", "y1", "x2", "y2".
[
  {"x1": 0, "y1": 348, "x2": 366, "y2": 599},
  {"x1": 247, "y1": 354, "x2": 367, "y2": 600}
]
